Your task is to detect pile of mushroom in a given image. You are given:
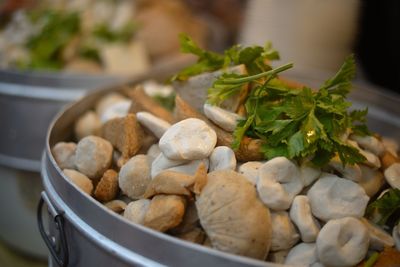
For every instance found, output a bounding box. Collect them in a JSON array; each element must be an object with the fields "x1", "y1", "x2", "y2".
[{"x1": 52, "y1": 81, "x2": 400, "y2": 266}]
